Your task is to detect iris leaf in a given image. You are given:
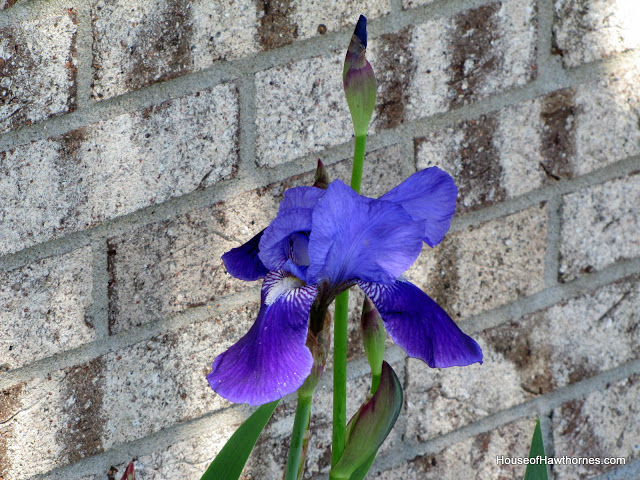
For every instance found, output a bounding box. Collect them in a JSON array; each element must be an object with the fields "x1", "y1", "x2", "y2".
[
  {"x1": 524, "y1": 418, "x2": 548, "y2": 480},
  {"x1": 200, "y1": 400, "x2": 279, "y2": 480}
]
